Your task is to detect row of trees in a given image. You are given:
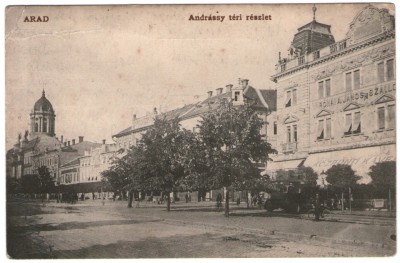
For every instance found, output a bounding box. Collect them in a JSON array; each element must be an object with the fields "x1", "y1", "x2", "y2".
[
  {"x1": 102, "y1": 100, "x2": 277, "y2": 216},
  {"x1": 7, "y1": 166, "x2": 56, "y2": 198},
  {"x1": 324, "y1": 162, "x2": 396, "y2": 201}
]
